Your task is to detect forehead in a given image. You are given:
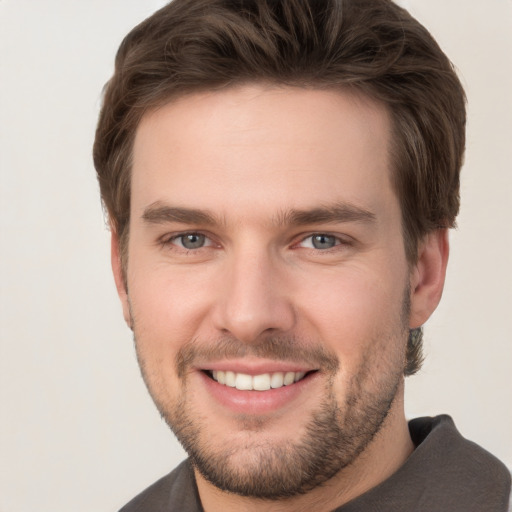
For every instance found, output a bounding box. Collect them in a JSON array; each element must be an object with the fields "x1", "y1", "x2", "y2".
[{"x1": 131, "y1": 85, "x2": 394, "y2": 221}]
